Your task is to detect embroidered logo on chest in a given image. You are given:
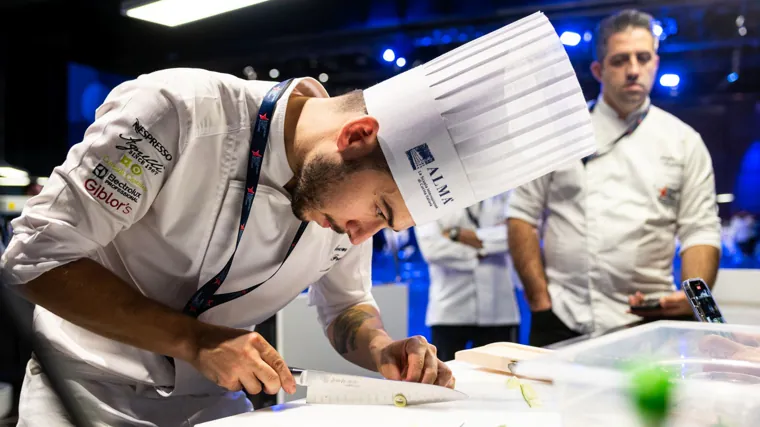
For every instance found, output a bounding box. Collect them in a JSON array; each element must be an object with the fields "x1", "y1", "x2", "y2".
[{"x1": 320, "y1": 246, "x2": 349, "y2": 272}]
